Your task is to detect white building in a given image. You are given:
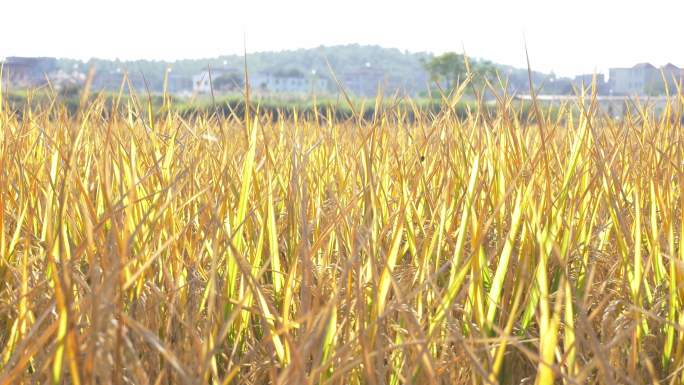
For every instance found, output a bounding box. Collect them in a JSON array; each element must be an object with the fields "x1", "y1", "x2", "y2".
[
  {"x1": 341, "y1": 67, "x2": 386, "y2": 96},
  {"x1": 662, "y1": 63, "x2": 684, "y2": 91},
  {"x1": 48, "y1": 69, "x2": 86, "y2": 90},
  {"x1": 192, "y1": 69, "x2": 237, "y2": 93},
  {"x1": 193, "y1": 70, "x2": 213, "y2": 93},
  {"x1": 608, "y1": 63, "x2": 684, "y2": 95},
  {"x1": 250, "y1": 71, "x2": 329, "y2": 94}
]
